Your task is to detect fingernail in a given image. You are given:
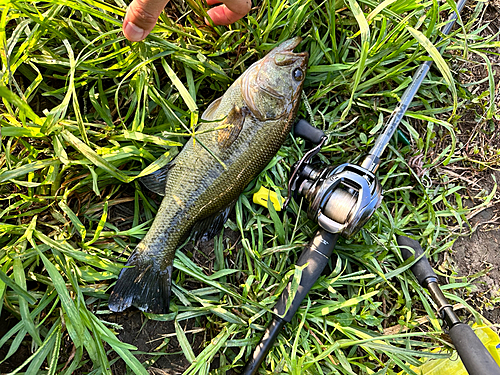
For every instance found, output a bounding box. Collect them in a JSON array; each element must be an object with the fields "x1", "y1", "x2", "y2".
[{"x1": 124, "y1": 21, "x2": 146, "y2": 42}]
